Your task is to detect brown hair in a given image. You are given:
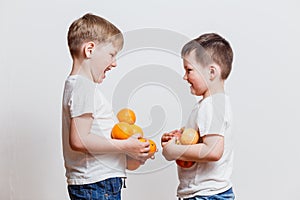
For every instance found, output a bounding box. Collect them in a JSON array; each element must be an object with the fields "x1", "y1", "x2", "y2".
[
  {"x1": 67, "y1": 13, "x2": 123, "y2": 58},
  {"x1": 181, "y1": 33, "x2": 233, "y2": 80}
]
